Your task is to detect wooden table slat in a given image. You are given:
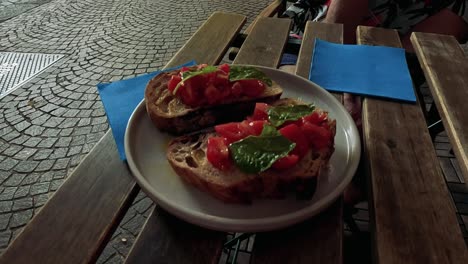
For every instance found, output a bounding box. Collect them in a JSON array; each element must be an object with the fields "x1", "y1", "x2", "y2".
[
  {"x1": 233, "y1": 17, "x2": 291, "y2": 67},
  {"x1": 251, "y1": 21, "x2": 344, "y2": 264},
  {"x1": 410, "y1": 32, "x2": 468, "y2": 183},
  {"x1": 357, "y1": 26, "x2": 468, "y2": 264},
  {"x1": 0, "y1": 11, "x2": 246, "y2": 264},
  {"x1": 123, "y1": 12, "x2": 247, "y2": 264}
]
